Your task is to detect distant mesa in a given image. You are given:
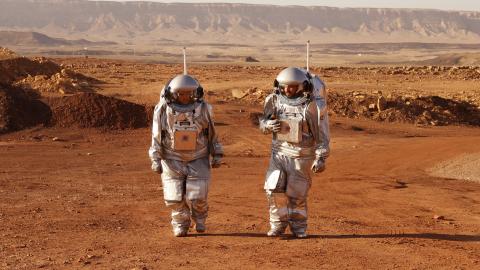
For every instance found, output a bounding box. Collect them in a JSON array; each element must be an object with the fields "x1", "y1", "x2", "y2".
[
  {"x1": 0, "y1": 31, "x2": 116, "y2": 47},
  {"x1": 0, "y1": 1, "x2": 479, "y2": 44}
]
